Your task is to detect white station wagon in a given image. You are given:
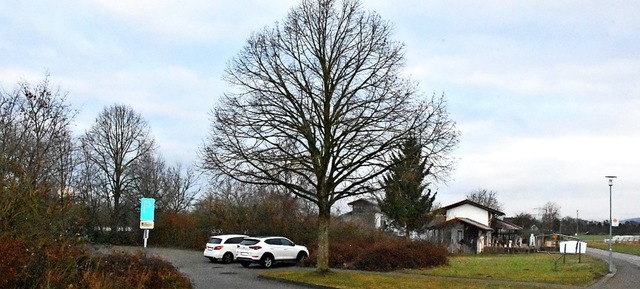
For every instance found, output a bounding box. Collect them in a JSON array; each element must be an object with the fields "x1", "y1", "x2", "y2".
[{"x1": 203, "y1": 234, "x2": 248, "y2": 263}]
